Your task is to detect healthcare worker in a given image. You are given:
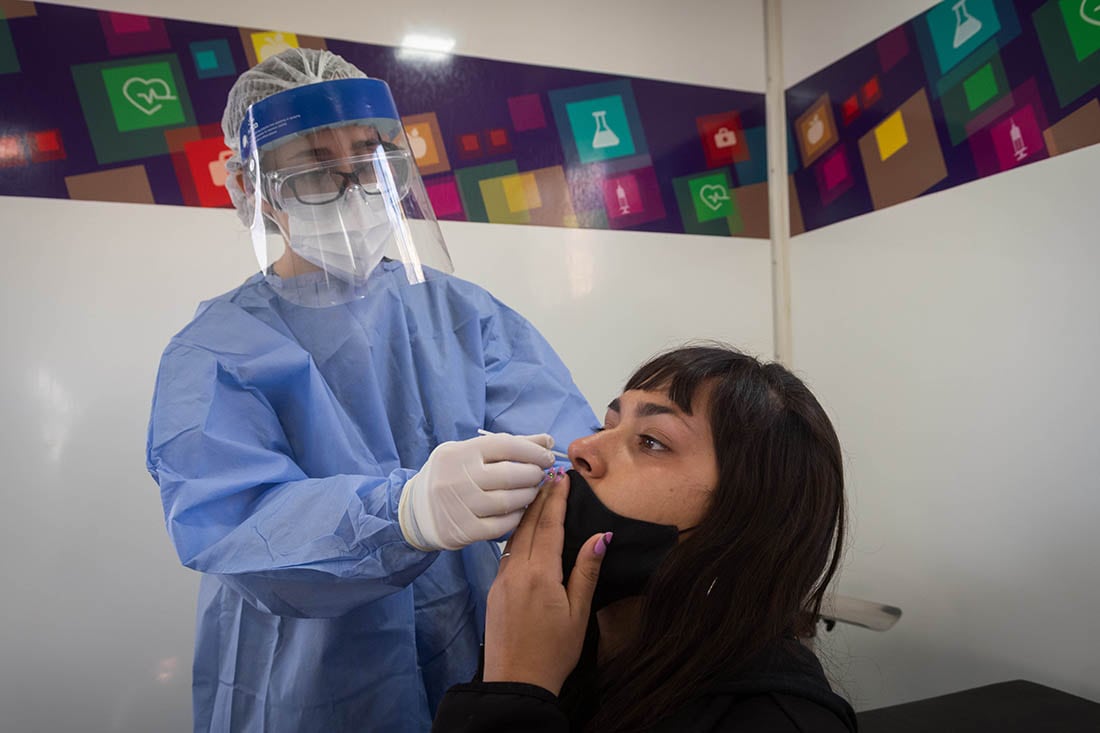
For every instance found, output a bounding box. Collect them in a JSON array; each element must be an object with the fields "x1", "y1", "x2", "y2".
[{"x1": 146, "y1": 48, "x2": 597, "y2": 733}]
